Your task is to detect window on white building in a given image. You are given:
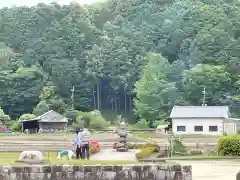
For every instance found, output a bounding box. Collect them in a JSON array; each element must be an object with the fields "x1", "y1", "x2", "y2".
[
  {"x1": 177, "y1": 126, "x2": 186, "y2": 132},
  {"x1": 209, "y1": 126, "x2": 218, "y2": 132},
  {"x1": 194, "y1": 126, "x2": 203, "y2": 132}
]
